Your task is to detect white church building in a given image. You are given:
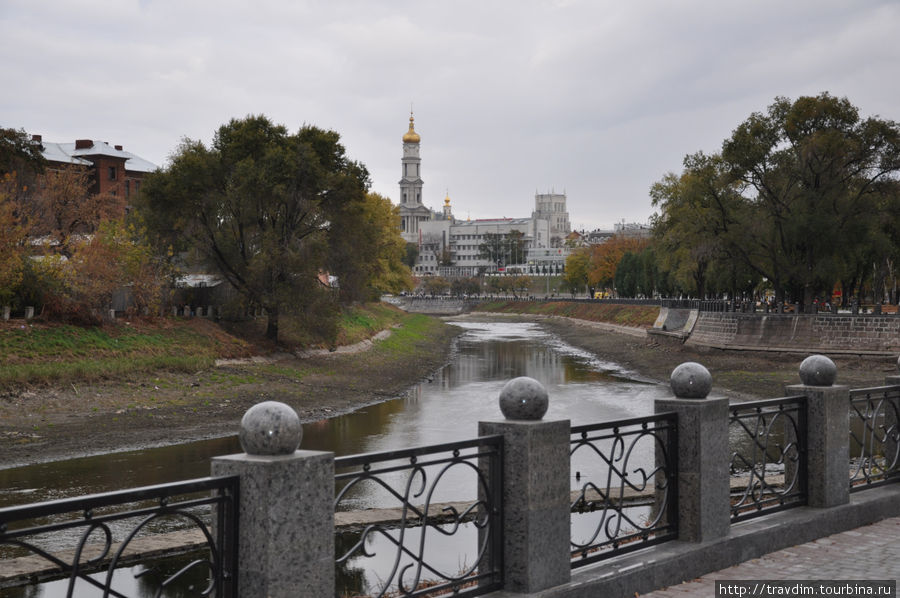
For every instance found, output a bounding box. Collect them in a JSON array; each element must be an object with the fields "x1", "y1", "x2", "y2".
[{"x1": 396, "y1": 114, "x2": 571, "y2": 277}]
